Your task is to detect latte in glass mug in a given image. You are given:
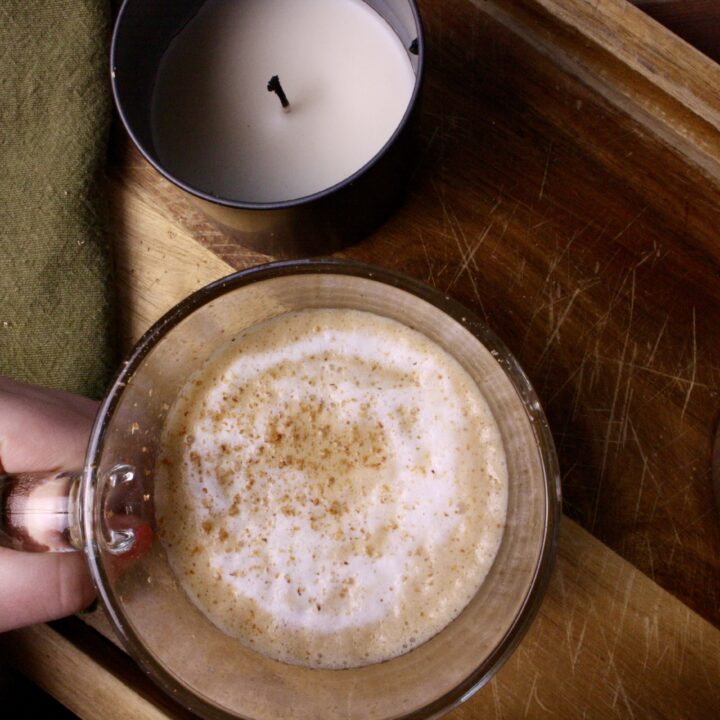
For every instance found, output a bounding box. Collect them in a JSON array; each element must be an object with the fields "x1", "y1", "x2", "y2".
[{"x1": 155, "y1": 308, "x2": 508, "y2": 669}]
